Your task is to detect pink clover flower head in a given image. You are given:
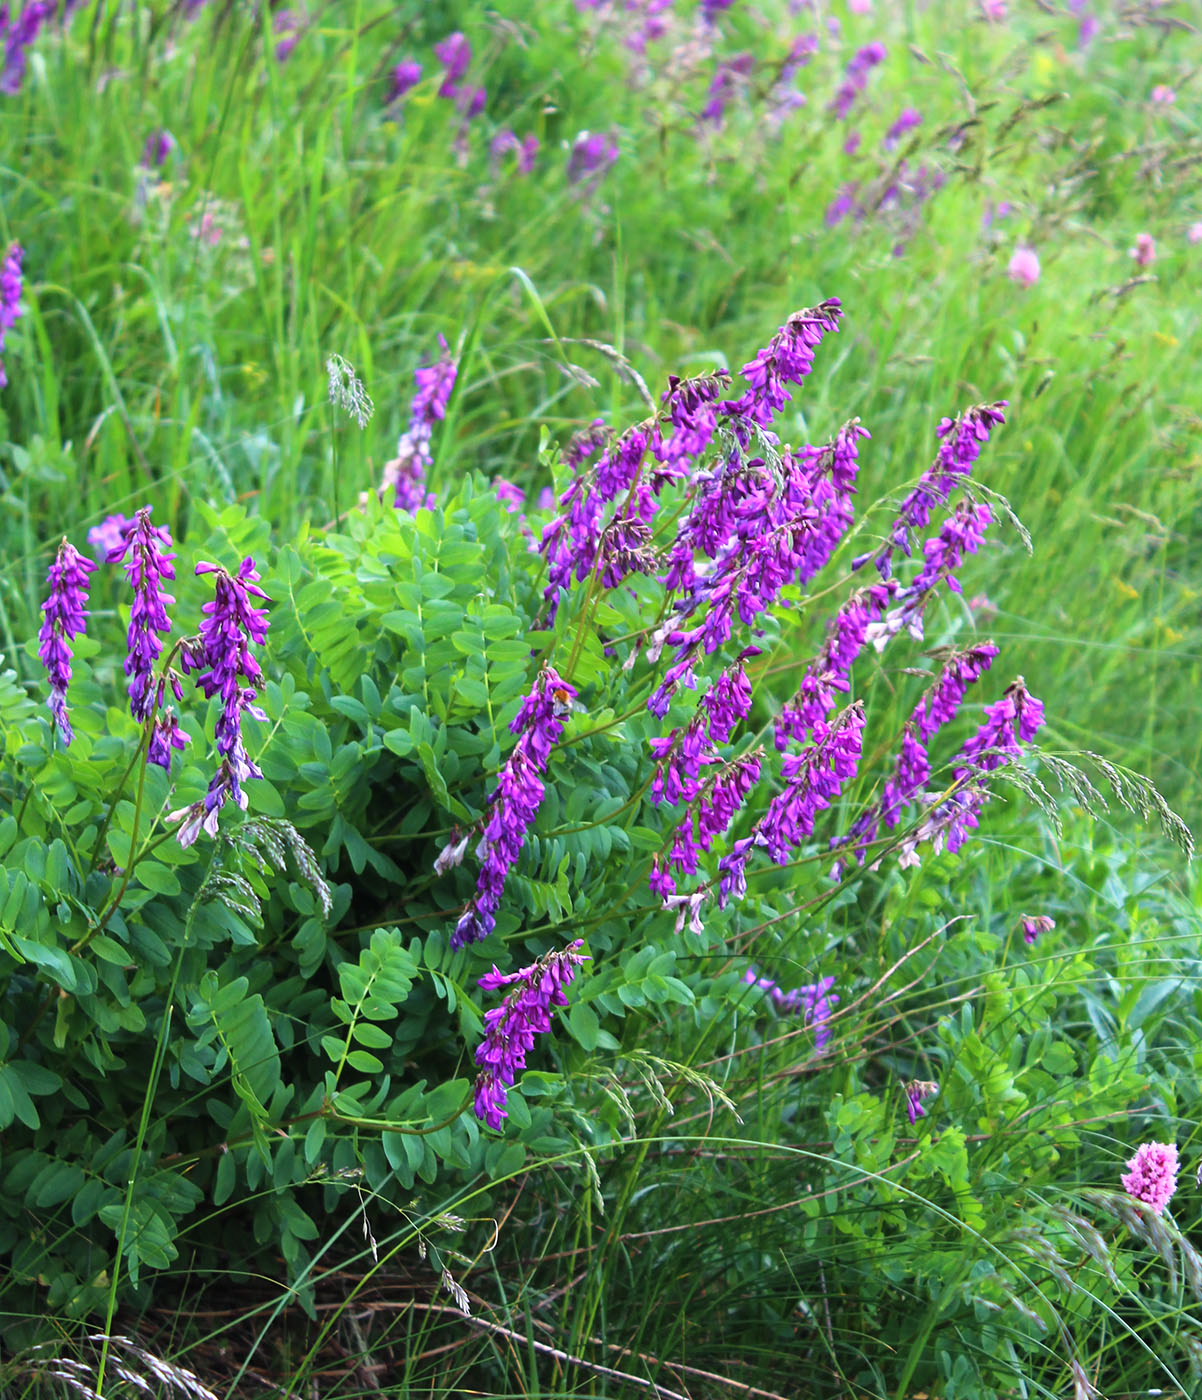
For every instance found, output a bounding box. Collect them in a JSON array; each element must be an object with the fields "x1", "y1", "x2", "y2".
[
  {"x1": 1150, "y1": 84, "x2": 1175, "y2": 105},
  {"x1": 981, "y1": 0, "x2": 1007, "y2": 19},
  {"x1": 387, "y1": 59, "x2": 421, "y2": 103},
  {"x1": 38, "y1": 537, "x2": 97, "y2": 745},
  {"x1": 1007, "y1": 245, "x2": 1040, "y2": 287},
  {"x1": 473, "y1": 940, "x2": 589, "y2": 1129},
  {"x1": 1021, "y1": 914, "x2": 1055, "y2": 945},
  {"x1": 1121, "y1": 1140, "x2": 1179, "y2": 1215},
  {"x1": 1131, "y1": 232, "x2": 1156, "y2": 268},
  {"x1": 1189, "y1": 222, "x2": 1202, "y2": 245}
]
